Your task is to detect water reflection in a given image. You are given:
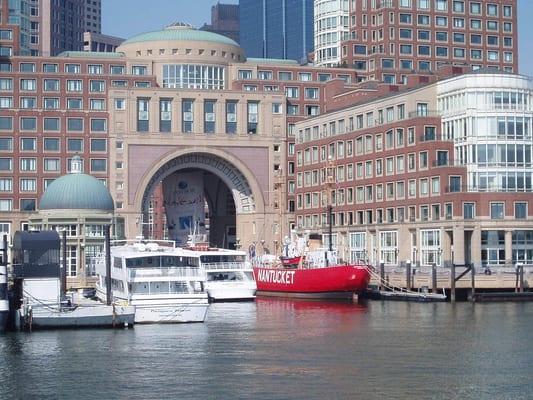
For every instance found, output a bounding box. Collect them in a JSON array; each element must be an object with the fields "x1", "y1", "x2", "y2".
[{"x1": 0, "y1": 301, "x2": 532, "y2": 400}]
